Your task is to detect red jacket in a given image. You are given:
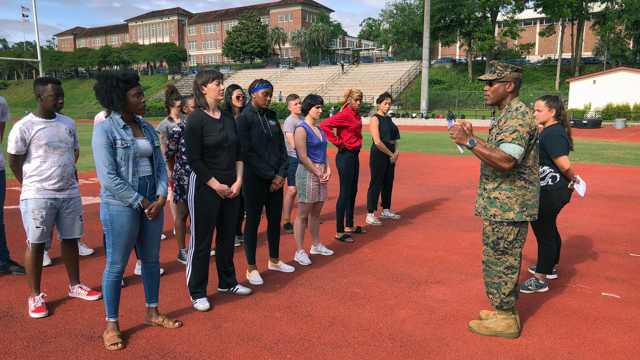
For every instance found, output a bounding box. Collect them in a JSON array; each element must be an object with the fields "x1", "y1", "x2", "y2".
[{"x1": 319, "y1": 107, "x2": 363, "y2": 151}]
